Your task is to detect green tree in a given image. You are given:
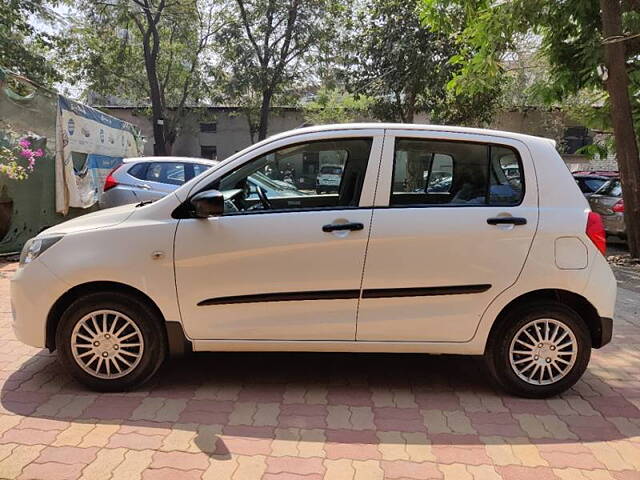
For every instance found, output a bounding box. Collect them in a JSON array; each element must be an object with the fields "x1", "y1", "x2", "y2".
[
  {"x1": 422, "y1": 0, "x2": 640, "y2": 257},
  {"x1": 66, "y1": 0, "x2": 222, "y2": 154},
  {"x1": 343, "y1": 0, "x2": 497, "y2": 125},
  {"x1": 346, "y1": 0, "x2": 452, "y2": 123},
  {"x1": 302, "y1": 87, "x2": 373, "y2": 125},
  {"x1": 215, "y1": 0, "x2": 341, "y2": 142},
  {"x1": 0, "y1": 0, "x2": 62, "y2": 86}
]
